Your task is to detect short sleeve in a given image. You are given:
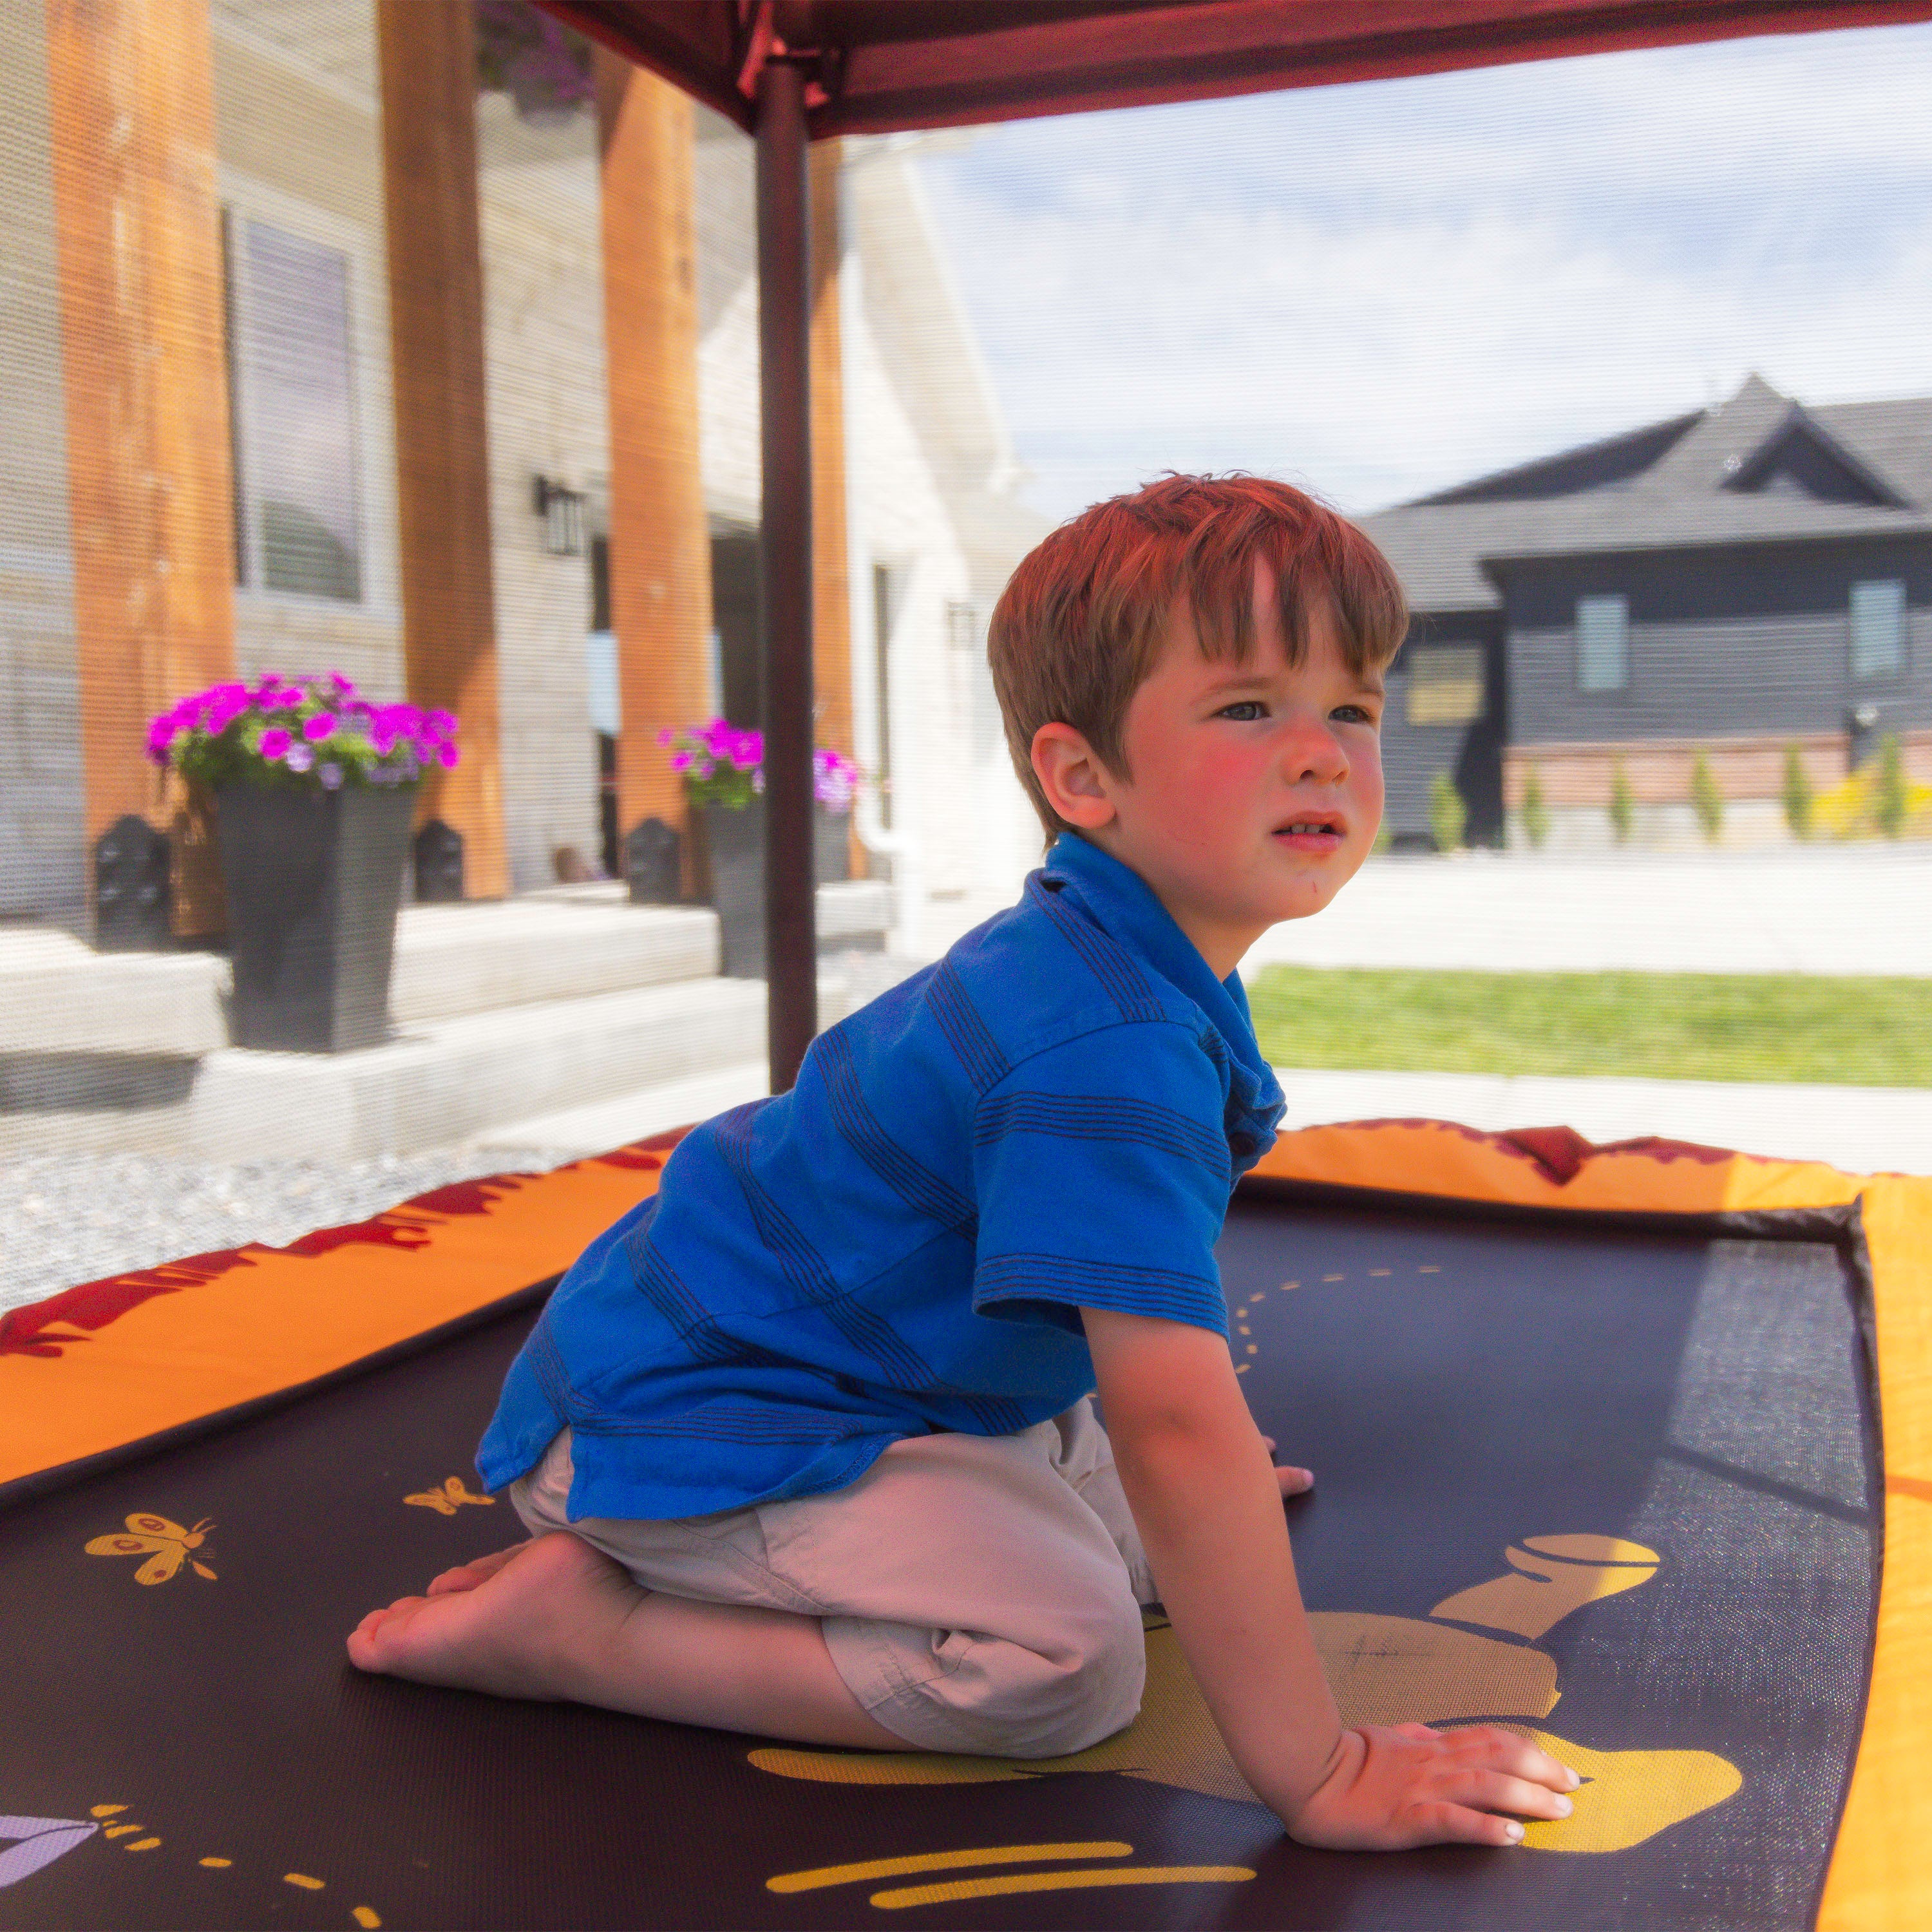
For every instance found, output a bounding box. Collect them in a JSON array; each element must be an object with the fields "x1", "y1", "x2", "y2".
[{"x1": 971, "y1": 1021, "x2": 1234, "y2": 1338}]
